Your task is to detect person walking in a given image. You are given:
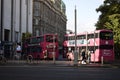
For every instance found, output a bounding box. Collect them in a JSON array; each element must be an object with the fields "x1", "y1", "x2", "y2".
[
  {"x1": 43, "y1": 50, "x2": 48, "y2": 60},
  {"x1": 81, "y1": 49, "x2": 86, "y2": 64},
  {"x1": 16, "y1": 43, "x2": 22, "y2": 60},
  {"x1": 67, "y1": 51, "x2": 74, "y2": 61}
]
